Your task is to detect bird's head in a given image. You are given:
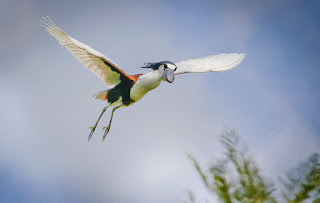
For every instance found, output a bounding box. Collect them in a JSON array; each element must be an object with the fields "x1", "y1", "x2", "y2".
[{"x1": 141, "y1": 61, "x2": 177, "y2": 83}]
